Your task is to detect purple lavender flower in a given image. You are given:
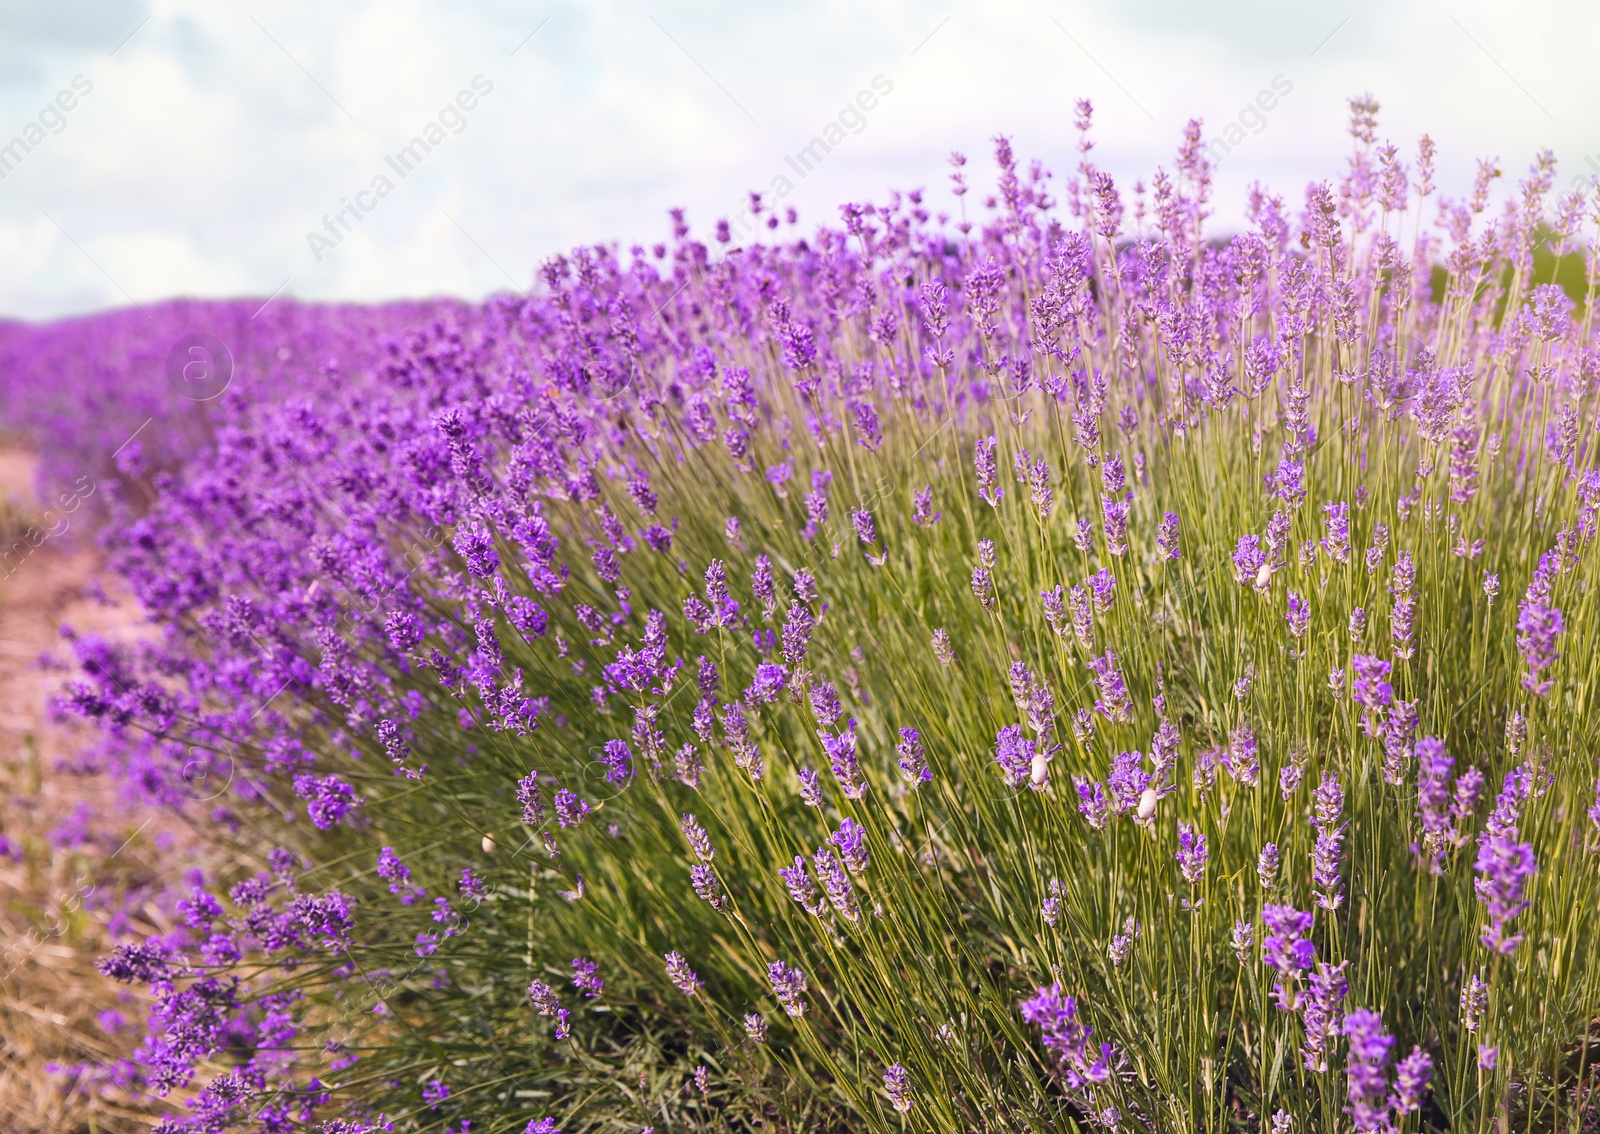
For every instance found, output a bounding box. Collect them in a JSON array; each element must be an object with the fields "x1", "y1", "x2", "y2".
[
  {"x1": 1149, "y1": 719, "x2": 1180, "y2": 797},
  {"x1": 1233, "y1": 535, "x2": 1270, "y2": 590},
  {"x1": 768, "y1": 961, "x2": 808, "y2": 1016},
  {"x1": 703, "y1": 560, "x2": 739, "y2": 627},
  {"x1": 744, "y1": 1013, "x2": 768, "y2": 1043},
  {"x1": 571, "y1": 957, "x2": 604, "y2": 998},
  {"x1": 1351, "y1": 654, "x2": 1393, "y2": 735},
  {"x1": 971, "y1": 566, "x2": 996, "y2": 611},
  {"x1": 1311, "y1": 771, "x2": 1346, "y2": 910},
  {"x1": 1175, "y1": 822, "x2": 1208, "y2": 887},
  {"x1": 746, "y1": 662, "x2": 787, "y2": 705},
  {"x1": 1279, "y1": 758, "x2": 1305, "y2": 799},
  {"x1": 793, "y1": 567, "x2": 819, "y2": 605},
  {"x1": 1040, "y1": 586, "x2": 1068, "y2": 635},
  {"x1": 1075, "y1": 779, "x2": 1110, "y2": 830},
  {"x1": 1041, "y1": 878, "x2": 1064, "y2": 926},
  {"x1": 1381, "y1": 698, "x2": 1418, "y2": 785},
  {"x1": 1019, "y1": 983, "x2": 1111, "y2": 1091},
  {"x1": 554, "y1": 788, "x2": 591, "y2": 828},
  {"x1": 97, "y1": 942, "x2": 172, "y2": 984},
  {"x1": 423, "y1": 1078, "x2": 451, "y2": 1110},
  {"x1": 1101, "y1": 495, "x2": 1130, "y2": 556},
  {"x1": 1505, "y1": 710, "x2": 1527, "y2": 761},
  {"x1": 1262, "y1": 904, "x2": 1315, "y2": 1010},
  {"x1": 458, "y1": 868, "x2": 488, "y2": 902},
  {"x1": 883, "y1": 1063, "x2": 914, "y2": 1113},
  {"x1": 1301, "y1": 960, "x2": 1349, "y2": 1072},
  {"x1": 796, "y1": 765, "x2": 825, "y2": 807},
  {"x1": 1227, "y1": 723, "x2": 1260, "y2": 787},
  {"x1": 975, "y1": 436, "x2": 1003, "y2": 506},
  {"x1": 1390, "y1": 1046, "x2": 1433, "y2": 1116},
  {"x1": 751, "y1": 556, "x2": 777, "y2": 616},
  {"x1": 1088, "y1": 651, "x2": 1132, "y2": 723},
  {"x1": 600, "y1": 739, "x2": 632, "y2": 784},
  {"x1": 1027, "y1": 457, "x2": 1055, "y2": 520},
  {"x1": 1271, "y1": 458, "x2": 1306, "y2": 507},
  {"x1": 829, "y1": 818, "x2": 869, "y2": 874},
  {"x1": 1344, "y1": 1008, "x2": 1396, "y2": 1133},
  {"x1": 809, "y1": 679, "x2": 843, "y2": 730},
  {"x1": 680, "y1": 814, "x2": 715, "y2": 861},
  {"x1": 723, "y1": 702, "x2": 764, "y2": 780},
  {"x1": 1474, "y1": 828, "x2": 1536, "y2": 955},
  {"x1": 1390, "y1": 594, "x2": 1417, "y2": 660},
  {"x1": 912, "y1": 486, "x2": 940, "y2": 526},
  {"x1": 1106, "y1": 750, "x2": 1149, "y2": 814},
  {"x1": 664, "y1": 951, "x2": 702, "y2": 995},
  {"x1": 1415, "y1": 737, "x2": 1454, "y2": 869},
  {"x1": 516, "y1": 771, "x2": 546, "y2": 826},
  {"x1": 1322, "y1": 501, "x2": 1351, "y2": 563},
  {"x1": 803, "y1": 489, "x2": 829, "y2": 537},
  {"x1": 690, "y1": 864, "x2": 731, "y2": 913},
  {"x1": 1452, "y1": 766, "x2": 1486, "y2": 829},
  {"x1": 851, "y1": 507, "x2": 877, "y2": 547},
  {"x1": 895, "y1": 727, "x2": 932, "y2": 784},
  {"x1": 813, "y1": 846, "x2": 859, "y2": 921},
  {"x1": 1068, "y1": 585, "x2": 1095, "y2": 650},
  {"x1": 1349, "y1": 606, "x2": 1367, "y2": 642},
  {"x1": 1286, "y1": 590, "x2": 1310, "y2": 640},
  {"x1": 527, "y1": 981, "x2": 560, "y2": 1015},
  {"x1": 1109, "y1": 918, "x2": 1137, "y2": 965},
  {"x1": 990, "y1": 725, "x2": 1033, "y2": 790},
  {"x1": 782, "y1": 605, "x2": 815, "y2": 669},
  {"x1": 1257, "y1": 843, "x2": 1280, "y2": 889},
  {"x1": 1087, "y1": 568, "x2": 1116, "y2": 613},
  {"x1": 453, "y1": 522, "x2": 499, "y2": 578},
  {"x1": 778, "y1": 855, "x2": 826, "y2": 916},
  {"x1": 1390, "y1": 549, "x2": 1416, "y2": 596},
  {"x1": 1516, "y1": 598, "x2": 1564, "y2": 695},
  {"x1": 285, "y1": 777, "x2": 357, "y2": 834},
  {"x1": 1231, "y1": 919, "x2": 1254, "y2": 964},
  {"x1": 1460, "y1": 973, "x2": 1488, "y2": 1031},
  {"x1": 1157, "y1": 511, "x2": 1181, "y2": 559},
  {"x1": 824, "y1": 722, "x2": 865, "y2": 799}
]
